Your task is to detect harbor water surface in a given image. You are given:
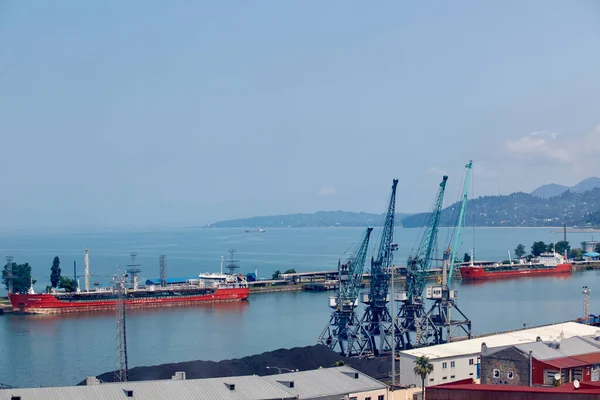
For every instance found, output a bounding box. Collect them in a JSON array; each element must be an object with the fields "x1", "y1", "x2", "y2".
[{"x1": 0, "y1": 227, "x2": 598, "y2": 388}]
